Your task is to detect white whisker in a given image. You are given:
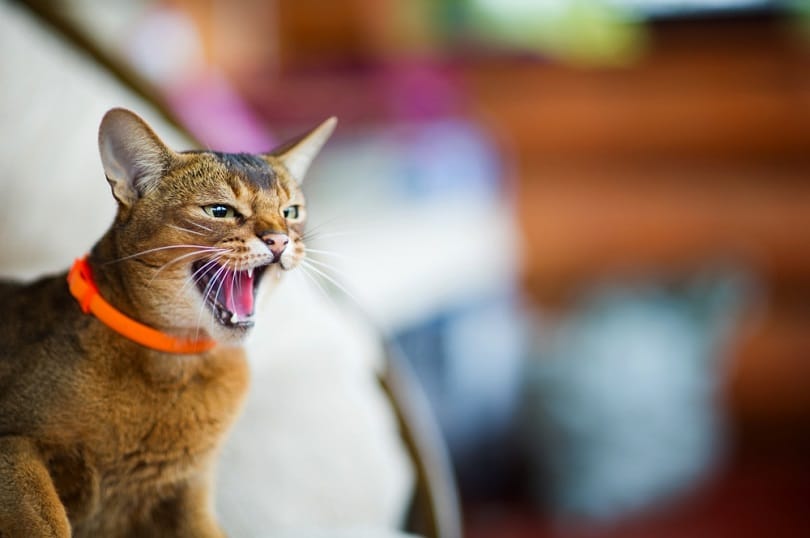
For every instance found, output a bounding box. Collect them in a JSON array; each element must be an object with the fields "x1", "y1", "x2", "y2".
[
  {"x1": 195, "y1": 262, "x2": 229, "y2": 341},
  {"x1": 184, "y1": 219, "x2": 214, "y2": 233},
  {"x1": 296, "y1": 266, "x2": 332, "y2": 303},
  {"x1": 175, "y1": 252, "x2": 230, "y2": 299},
  {"x1": 229, "y1": 265, "x2": 238, "y2": 316},
  {"x1": 103, "y1": 244, "x2": 224, "y2": 265},
  {"x1": 302, "y1": 256, "x2": 351, "y2": 279},
  {"x1": 147, "y1": 248, "x2": 229, "y2": 286},
  {"x1": 305, "y1": 248, "x2": 353, "y2": 261},
  {"x1": 304, "y1": 215, "x2": 353, "y2": 235},
  {"x1": 303, "y1": 230, "x2": 361, "y2": 242},
  {"x1": 167, "y1": 224, "x2": 205, "y2": 236},
  {"x1": 300, "y1": 260, "x2": 361, "y2": 305}
]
